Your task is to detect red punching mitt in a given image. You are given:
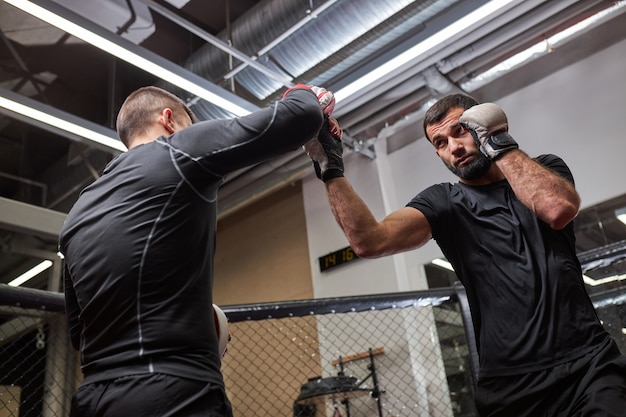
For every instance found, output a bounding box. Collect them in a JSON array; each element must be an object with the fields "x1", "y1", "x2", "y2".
[{"x1": 283, "y1": 84, "x2": 335, "y2": 116}]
